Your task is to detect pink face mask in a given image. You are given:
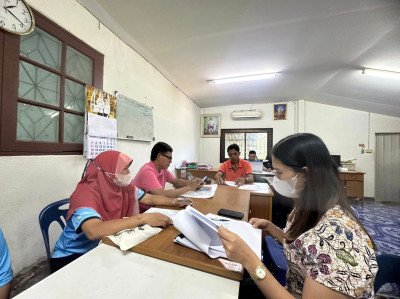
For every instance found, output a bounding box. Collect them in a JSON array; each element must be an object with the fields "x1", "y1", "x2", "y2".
[
  {"x1": 112, "y1": 172, "x2": 132, "y2": 187},
  {"x1": 91, "y1": 160, "x2": 132, "y2": 187}
]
